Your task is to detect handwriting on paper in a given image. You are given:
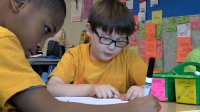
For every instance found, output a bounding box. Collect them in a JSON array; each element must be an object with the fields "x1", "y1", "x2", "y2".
[
  {"x1": 175, "y1": 79, "x2": 196, "y2": 104},
  {"x1": 176, "y1": 37, "x2": 192, "y2": 62},
  {"x1": 177, "y1": 23, "x2": 191, "y2": 37}
]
